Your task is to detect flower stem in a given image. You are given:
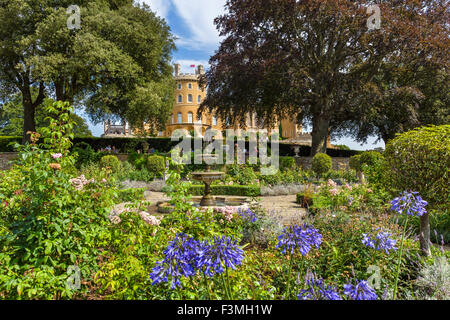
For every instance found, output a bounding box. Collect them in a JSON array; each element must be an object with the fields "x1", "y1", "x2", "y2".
[
  {"x1": 221, "y1": 273, "x2": 231, "y2": 300},
  {"x1": 393, "y1": 215, "x2": 409, "y2": 300},
  {"x1": 225, "y1": 266, "x2": 233, "y2": 300},
  {"x1": 286, "y1": 255, "x2": 294, "y2": 300},
  {"x1": 203, "y1": 273, "x2": 212, "y2": 300}
]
